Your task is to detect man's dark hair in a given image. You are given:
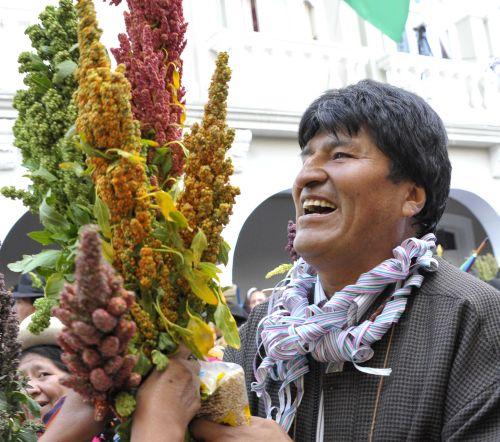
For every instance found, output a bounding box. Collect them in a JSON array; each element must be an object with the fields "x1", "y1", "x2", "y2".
[
  {"x1": 21, "y1": 345, "x2": 68, "y2": 373},
  {"x1": 298, "y1": 79, "x2": 452, "y2": 235}
]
